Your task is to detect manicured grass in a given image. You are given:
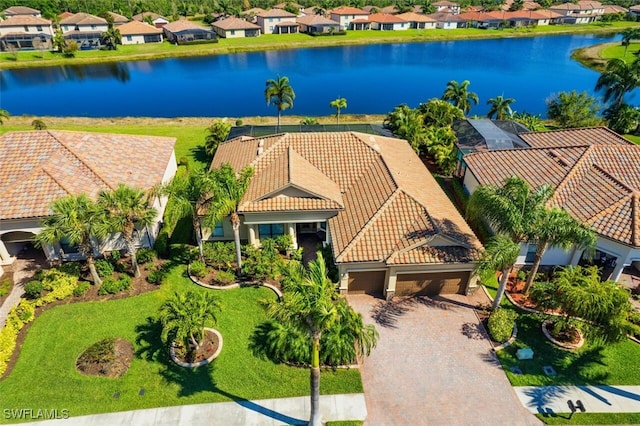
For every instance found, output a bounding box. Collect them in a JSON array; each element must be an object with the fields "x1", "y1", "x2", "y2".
[
  {"x1": 623, "y1": 134, "x2": 640, "y2": 145},
  {"x1": 0, "y1": 266, "x2": 361, "y2": 422},
  {"x1": 536, "y1": 412, "x2": 640, "y2": 424}
]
